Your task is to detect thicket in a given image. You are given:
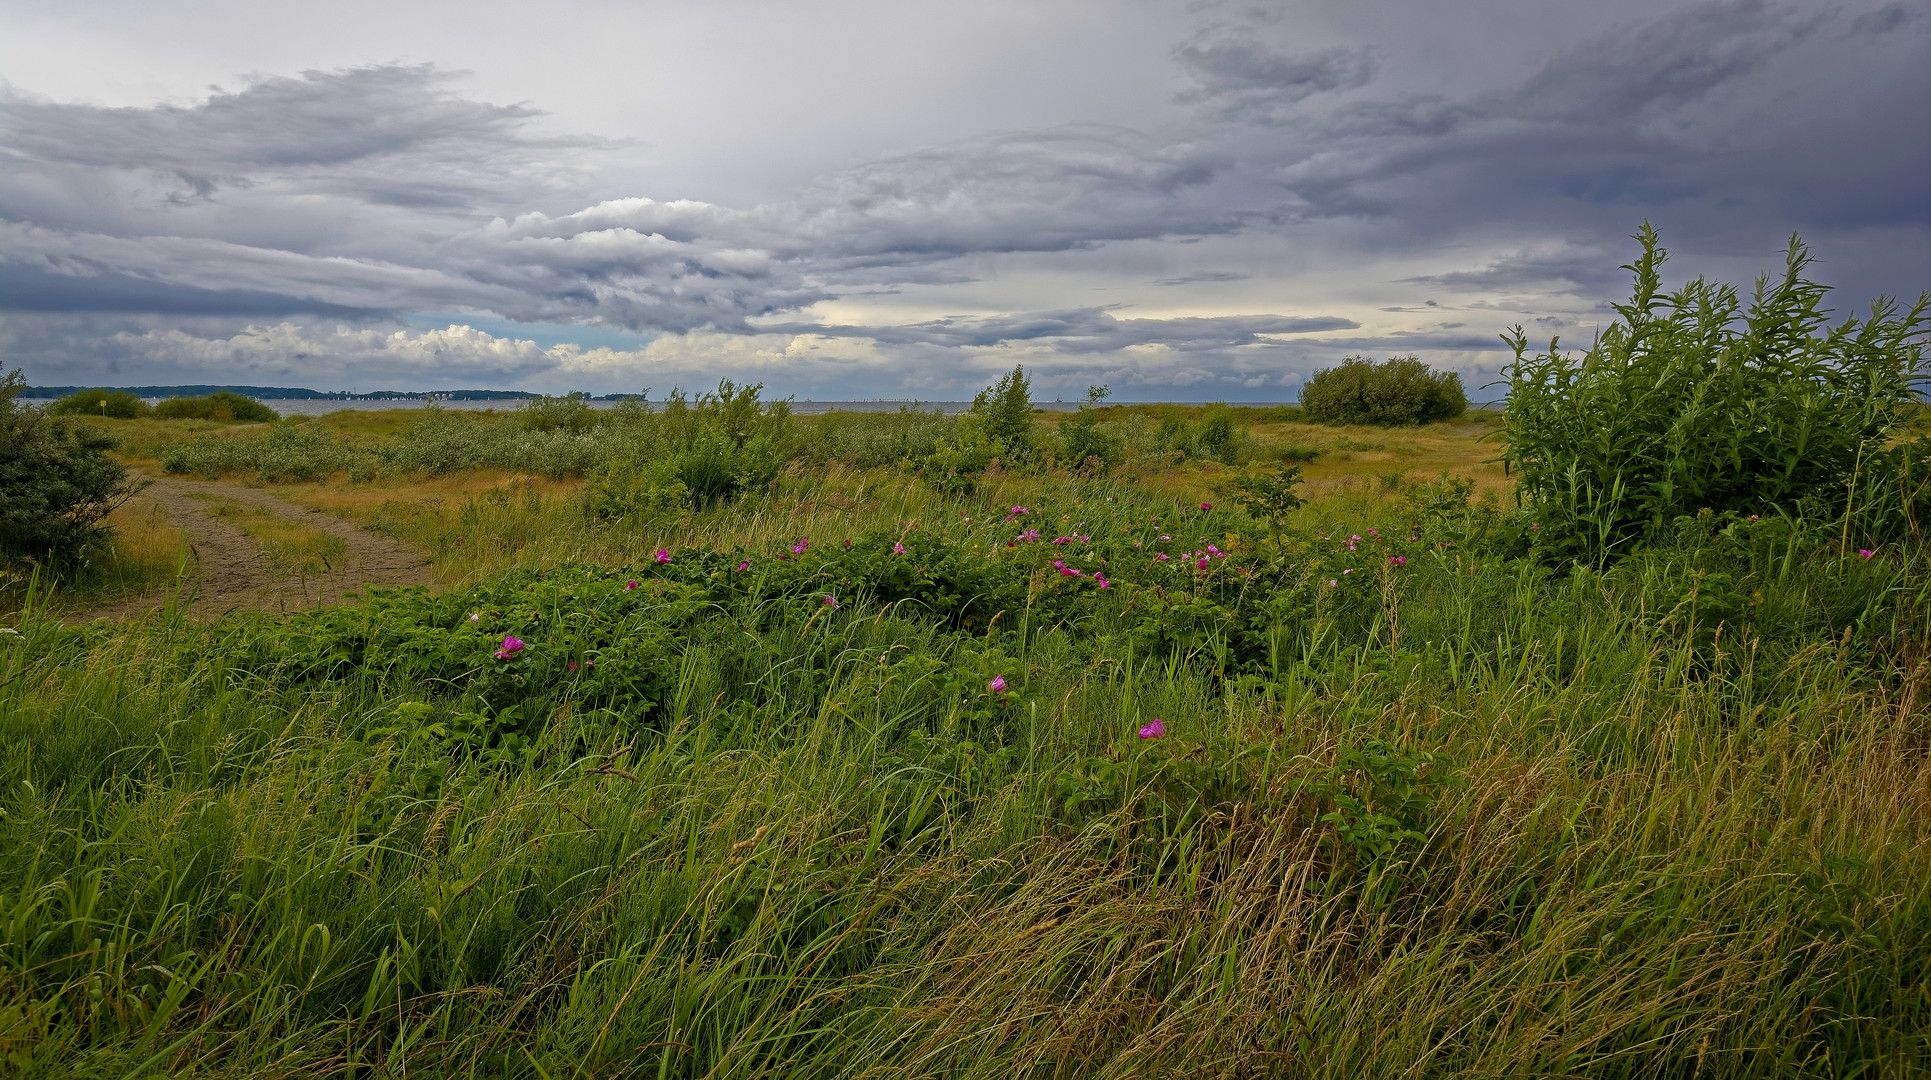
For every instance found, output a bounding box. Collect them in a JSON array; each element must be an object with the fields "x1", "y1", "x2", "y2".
[
  {"x1": 0, "y1": 371, "x2": 141, "y2": 565},
  {"x1": 1504, "y1": 226, "x2": 1929, "y2": 560},
  {"x1": 1300, "y1": 355, "x2": 1467, "y2": 426},
  {"x1": 46, "y1": 389, "x2": 150, "y2": 419},
  {"x1": 152, "y1": 390, "x2": 279, "y2": 422}
]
